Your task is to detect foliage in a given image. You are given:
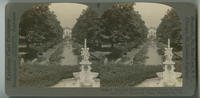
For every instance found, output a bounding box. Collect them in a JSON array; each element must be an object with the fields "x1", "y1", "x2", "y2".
[
  {"x1": 156, "y1": 9, "x2": 182, "y2": 51},
  {"x1": 133, "y1": 44, "x2": 148, "y2": 64},
  {"x1": 72, "y1": 8, "x2": 101, "y2": 48},
  {"x1": 106, "y1": 48, "x2": 123, "y2": 61},
  {"x1": 19, "y1": 63, "x2": 163, "y2": 87},
  {"x1": 19, "y1": 4, "x2": 63, "y2": 60},
  {"x1": 18, "y1": 64, "x2": 80, "y2": 87},
  {"x1": 156, "y1": 41, "x2": 167, "y2": 56},
  {"x1": 92, "y1": 64, "x2": 163, "y2": 87},
  {"x1": 72, "y1": 3, "x2": 148, "y2": 50},
  {"x1": 49, "y1": 43, "x2": 64, "y2": 64},
  {"x1": 71, "y1": 3, "x2": 148, "y2": 61},
  {"x1": 101, "y1": 3, "x2": 148, "y2": 45},
  {"x1": 72, "y1": 42, "x2": 82, "y2": 55},
  {"x1": 174, "y1": 60, "x2": 182, "y2": 72}
]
